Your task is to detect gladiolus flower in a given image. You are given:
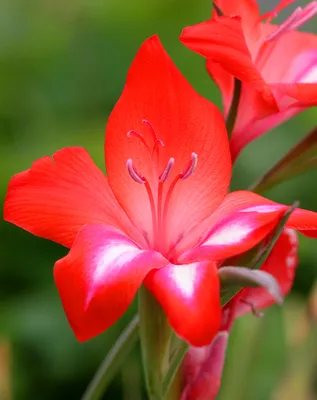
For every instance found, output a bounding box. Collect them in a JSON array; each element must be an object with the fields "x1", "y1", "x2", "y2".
[
  {"x1": 182, "y1": 228, "x2": 298, "y2": 399},
  {"x1": 180, "y1": 0, "x2": 317, "y2": 161},
  {"x1": 4, "y1": 36, "x2": 317, "y2": 346}
]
